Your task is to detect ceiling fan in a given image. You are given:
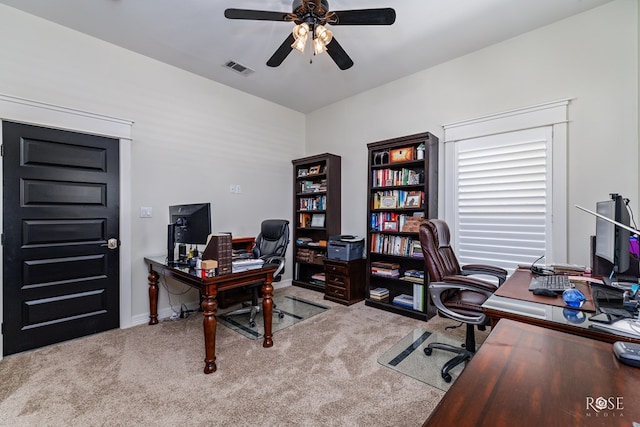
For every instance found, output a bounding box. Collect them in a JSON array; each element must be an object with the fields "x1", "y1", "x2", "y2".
[{"x1": 224, "y1": 0, "x2": 396, "y2": 70}]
